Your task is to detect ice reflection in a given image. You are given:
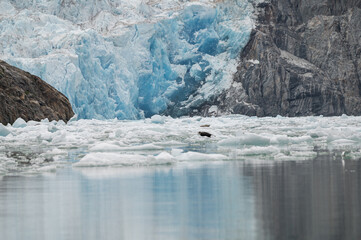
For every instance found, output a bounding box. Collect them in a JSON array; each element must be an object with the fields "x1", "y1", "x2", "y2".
[
  {"x1": 0, "y1": 163, "x2": 256, "y2": 240},
  {"x1": 0, "y1": 157, "x2": 360, "y2": 240},
  {"x1": 247, "y1": 155, "x2": 361, "y2": 240}
]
